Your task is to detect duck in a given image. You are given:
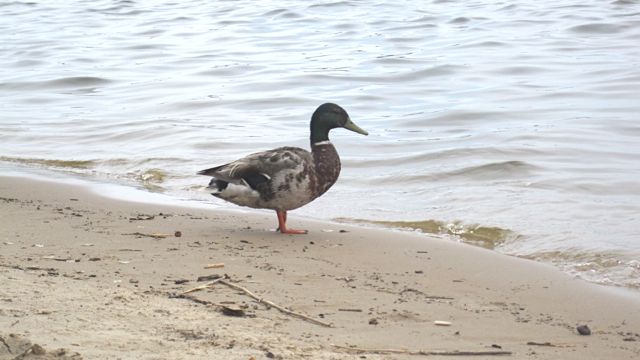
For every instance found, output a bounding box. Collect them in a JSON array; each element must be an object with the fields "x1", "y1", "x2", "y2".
[{"x1": 197, "y1": 103, "x2": 368, "y2": 234}]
